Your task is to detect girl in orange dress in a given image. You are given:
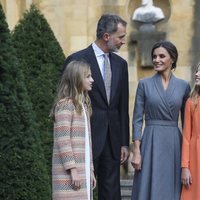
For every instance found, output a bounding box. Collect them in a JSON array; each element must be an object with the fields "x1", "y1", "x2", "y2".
[{"x1": 181, "y1": 63, "x2": 200, "y2": 200}]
